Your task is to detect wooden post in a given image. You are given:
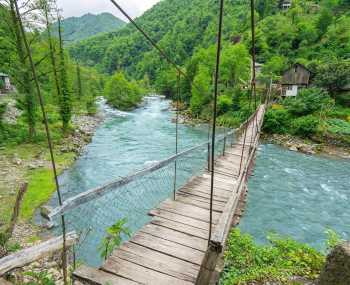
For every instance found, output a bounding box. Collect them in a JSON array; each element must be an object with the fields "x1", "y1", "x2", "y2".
[{"x1": 6, "y1": 183, "x2": 28, "y2": 237}]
